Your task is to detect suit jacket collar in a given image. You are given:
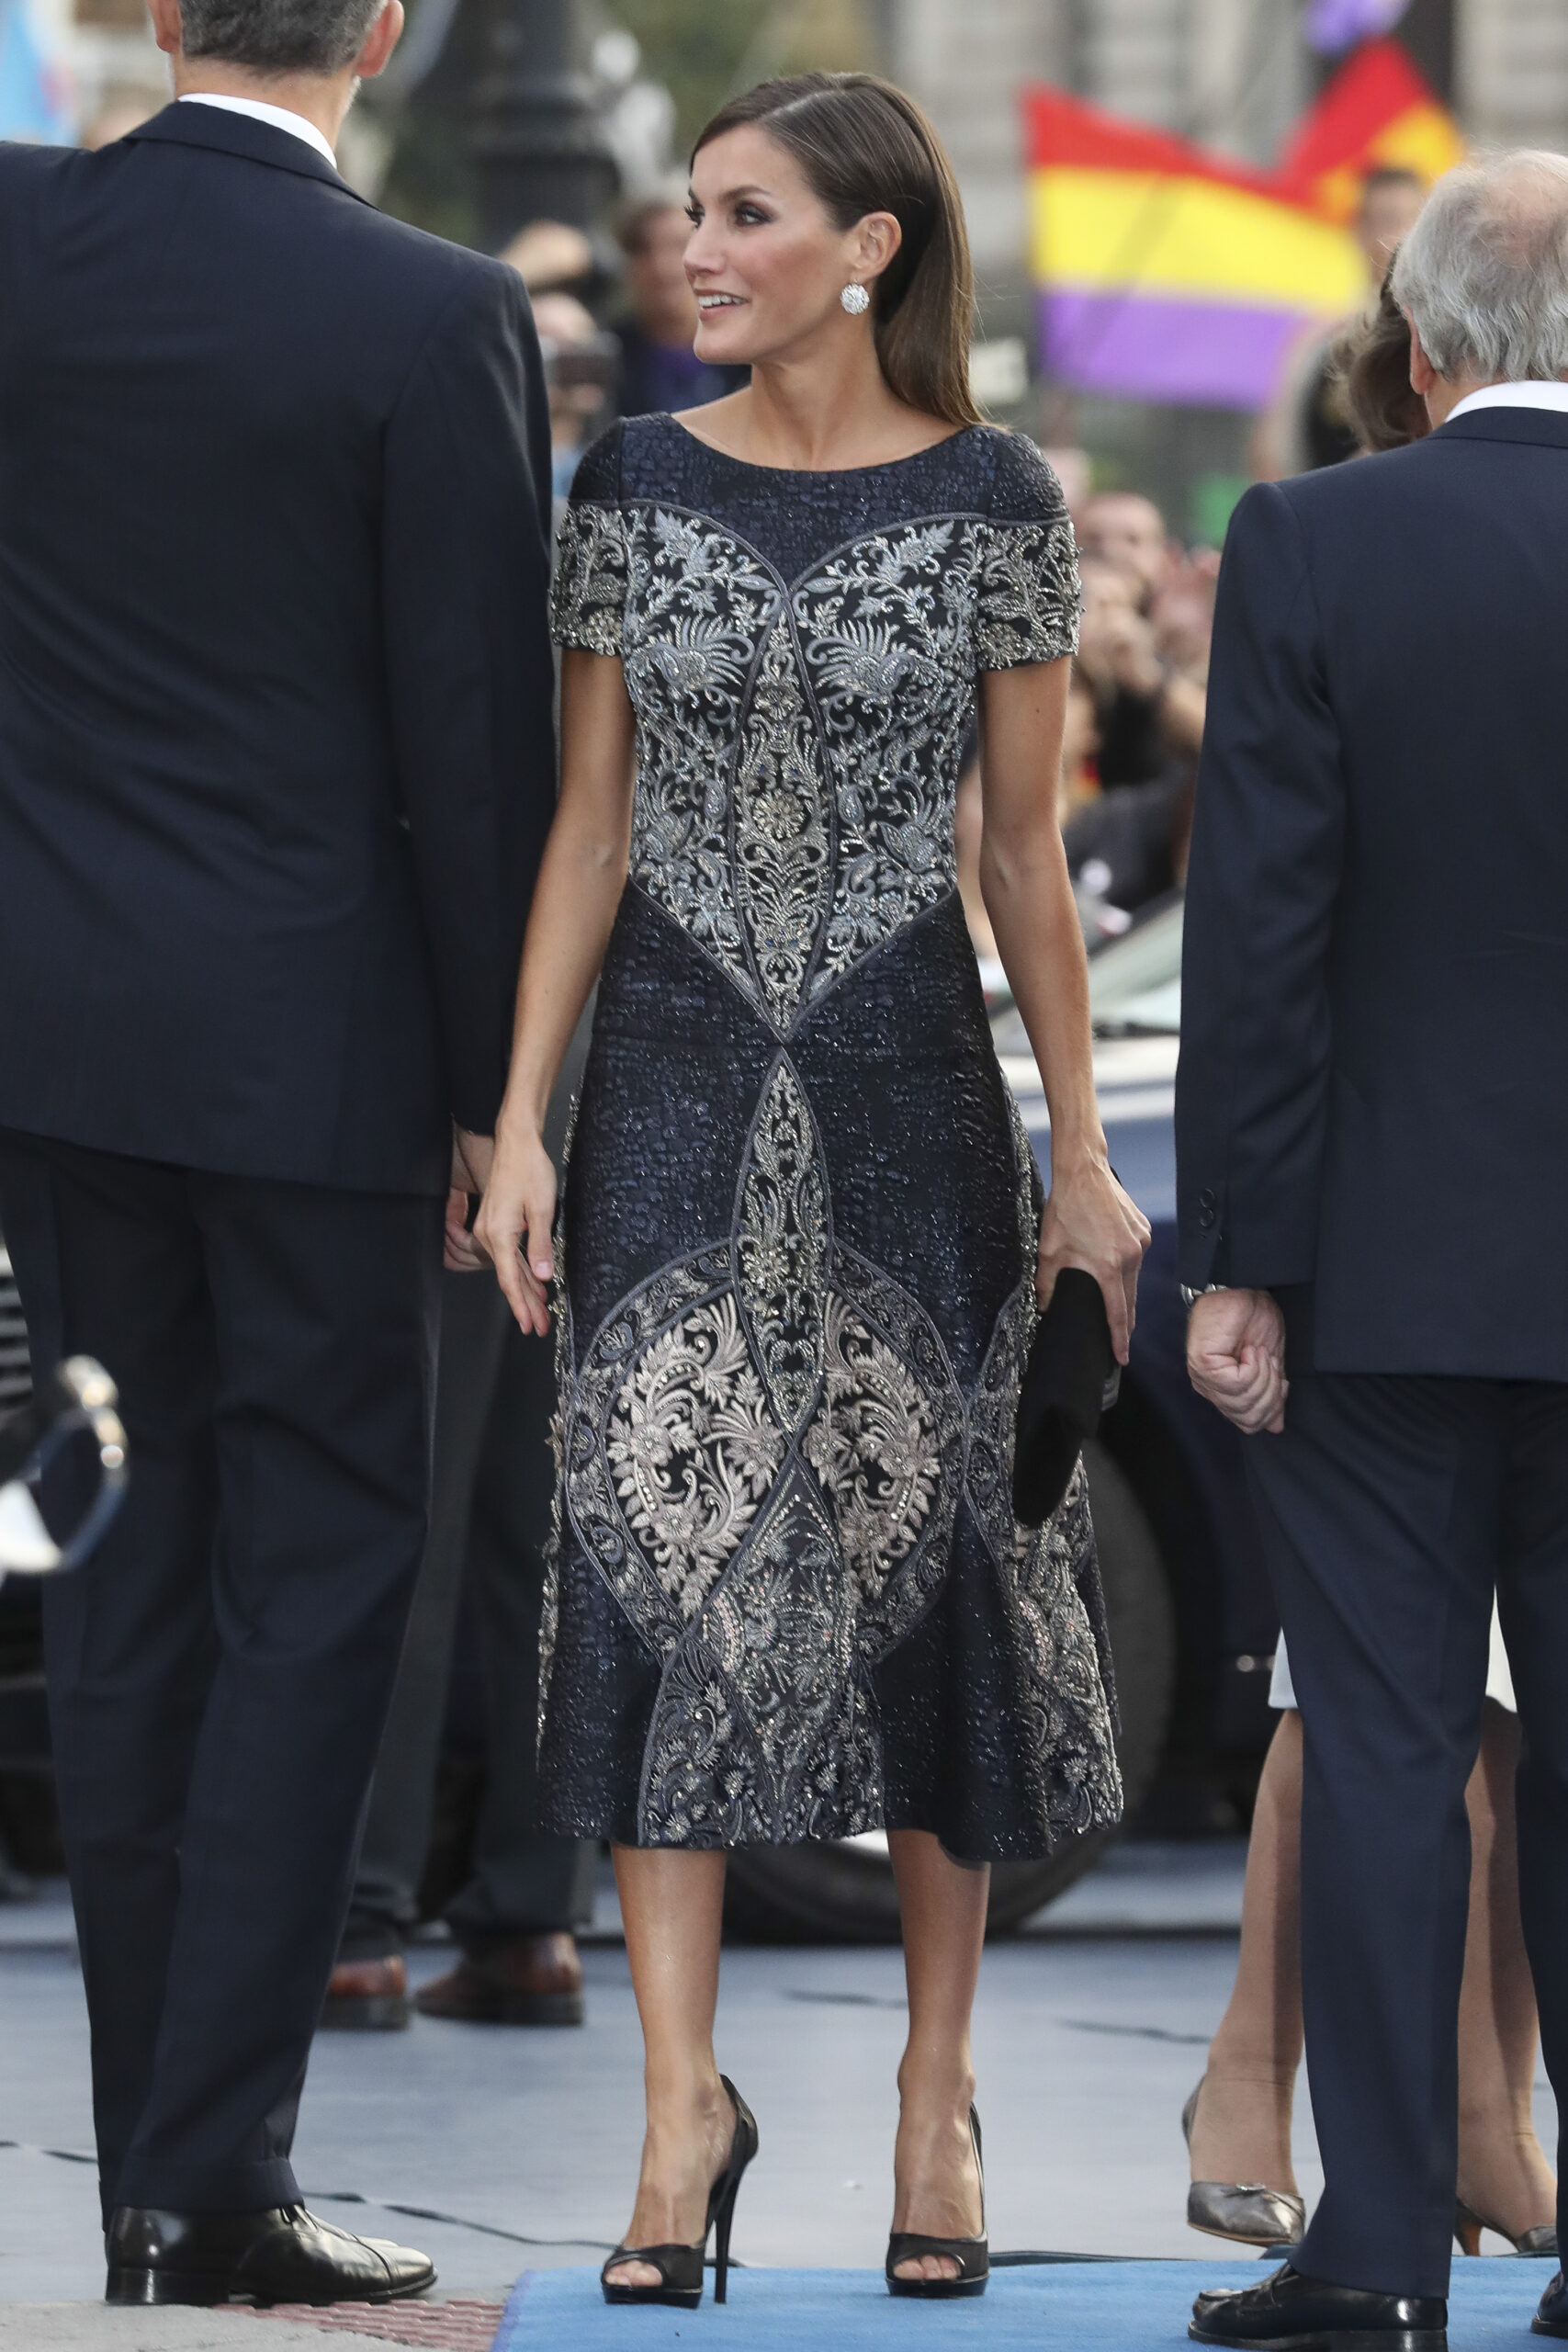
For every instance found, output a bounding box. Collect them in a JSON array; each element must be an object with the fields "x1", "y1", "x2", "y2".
[
  {"x1": 1433, "y1": 406, "x2": 1568, "y2": 451},
  {"x1": 124, "y1": 100, "x2": 369, "y2": 203}
]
